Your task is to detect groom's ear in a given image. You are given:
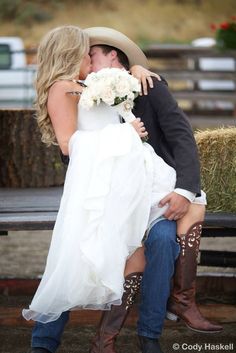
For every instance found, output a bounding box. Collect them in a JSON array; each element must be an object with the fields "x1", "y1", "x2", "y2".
[{"x1": 109, "y1": 49, "x2": 118, "y2": 60}]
